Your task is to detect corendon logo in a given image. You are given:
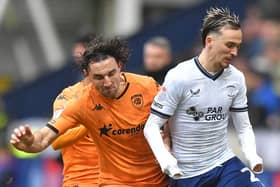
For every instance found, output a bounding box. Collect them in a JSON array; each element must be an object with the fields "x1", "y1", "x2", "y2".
[{"x1": 99, "y1": 123, "x2": 145, "y2": 137}]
